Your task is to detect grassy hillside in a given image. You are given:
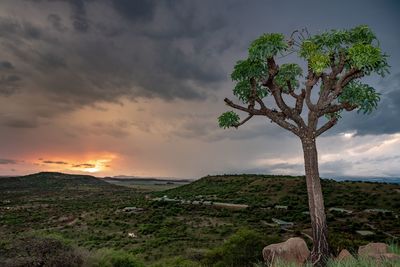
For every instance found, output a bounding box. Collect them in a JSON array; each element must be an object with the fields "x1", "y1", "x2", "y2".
[
  {"x1": 1, "y1": 172, "x2": 399, "y2": 266},
  {"x1": 0, "y1": 172, "x2": 110, "y2": 190},
  {"x1": 158, "y1": 174, "x2": 400, "y2": 211}
]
